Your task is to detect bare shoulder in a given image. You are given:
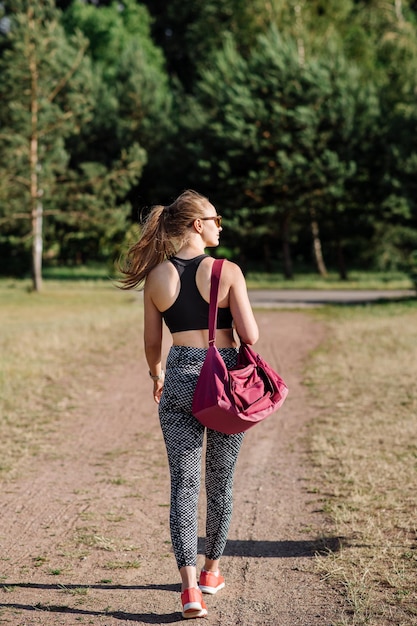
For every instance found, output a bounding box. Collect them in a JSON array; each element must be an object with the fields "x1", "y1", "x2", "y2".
[
  {"x1": 145, "y1": 260, "x2": 179, "y2": 310},
  {"x1": 221, "y1": 259, "x2": 245, "y2": 284},
  {"x1": 146, "y1": 260, "x2": 176, "y2": 288}
]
